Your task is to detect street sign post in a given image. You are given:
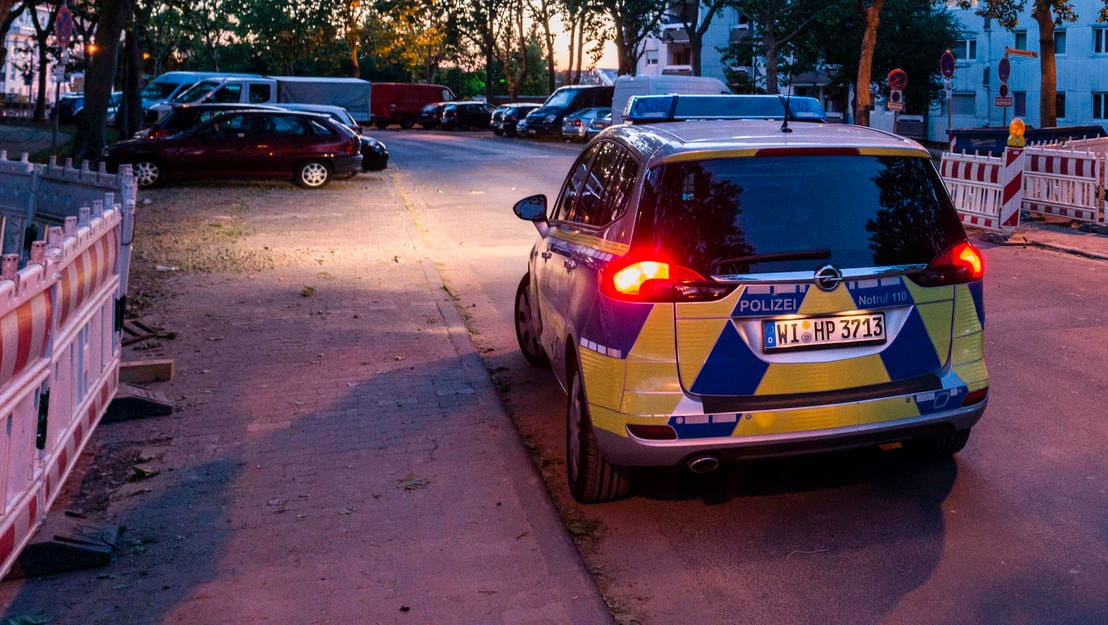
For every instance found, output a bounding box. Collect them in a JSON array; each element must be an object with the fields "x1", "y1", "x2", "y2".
[
  {"x1": 886, "y1": 69, "x2": 907, "y2": 132},
  {"x1": 941, "y1": 50, "x2": 955, "y2": 134},
  {"x1": 996, "y1": 55, "x2": 1012, "y2": 124},
  {"x1": 51, "y1": 3, "x2": 74, "y2": 157}
]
